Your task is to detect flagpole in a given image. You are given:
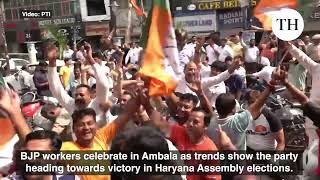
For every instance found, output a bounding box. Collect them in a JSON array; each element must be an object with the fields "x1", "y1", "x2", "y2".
[
  {"x1": 0, "y1": 6, "x2": 10, "y2": 76},
  {"x1": 125, "y1": 3, "x2": 132, "y2": 44},
  {"x1": 140, "y1": 0, "x2": 145, "y2": 14}
]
